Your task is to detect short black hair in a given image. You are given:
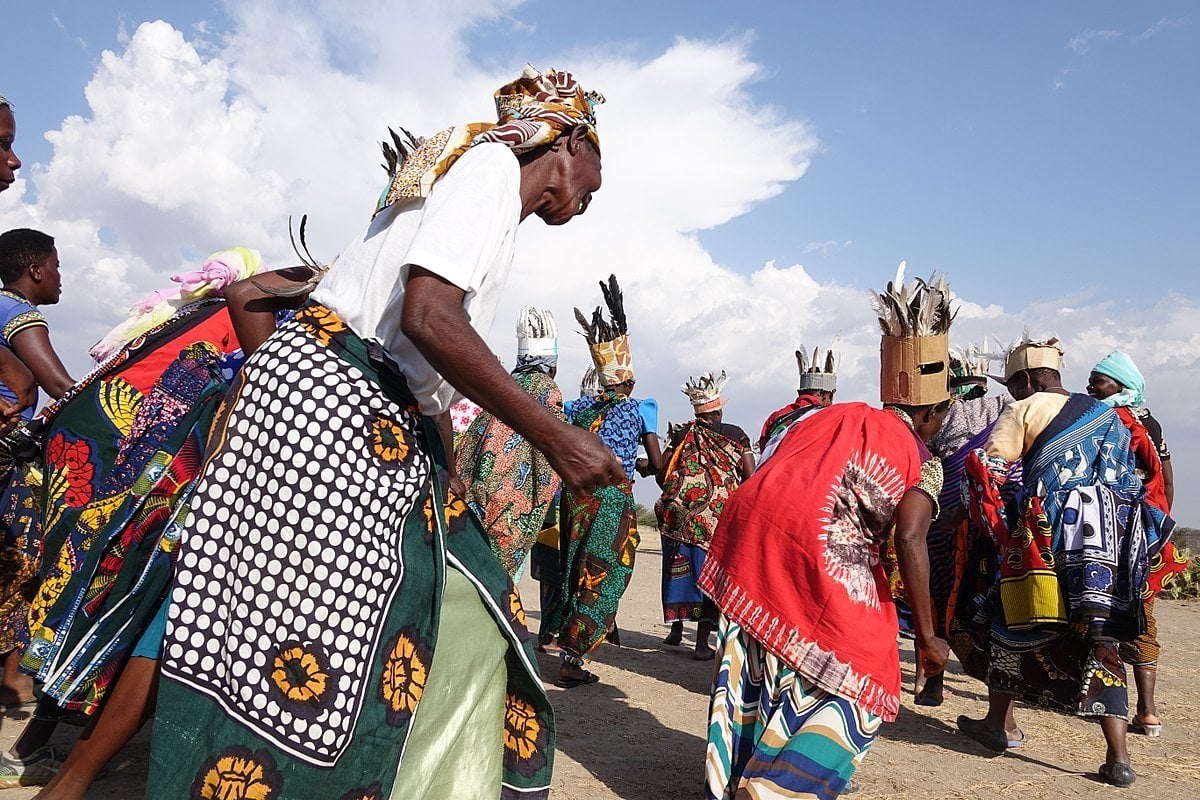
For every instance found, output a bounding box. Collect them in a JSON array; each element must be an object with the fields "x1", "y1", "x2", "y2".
[
  {"x1": 0, "y1": 228, "x2": 54, "y2": 285},
  {"x1": 886, "y1": 399, "x2": 952, "y2": 416},
  {"x1": 1021, "y1": 367, "x2": 1061, "y2": 385}
]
